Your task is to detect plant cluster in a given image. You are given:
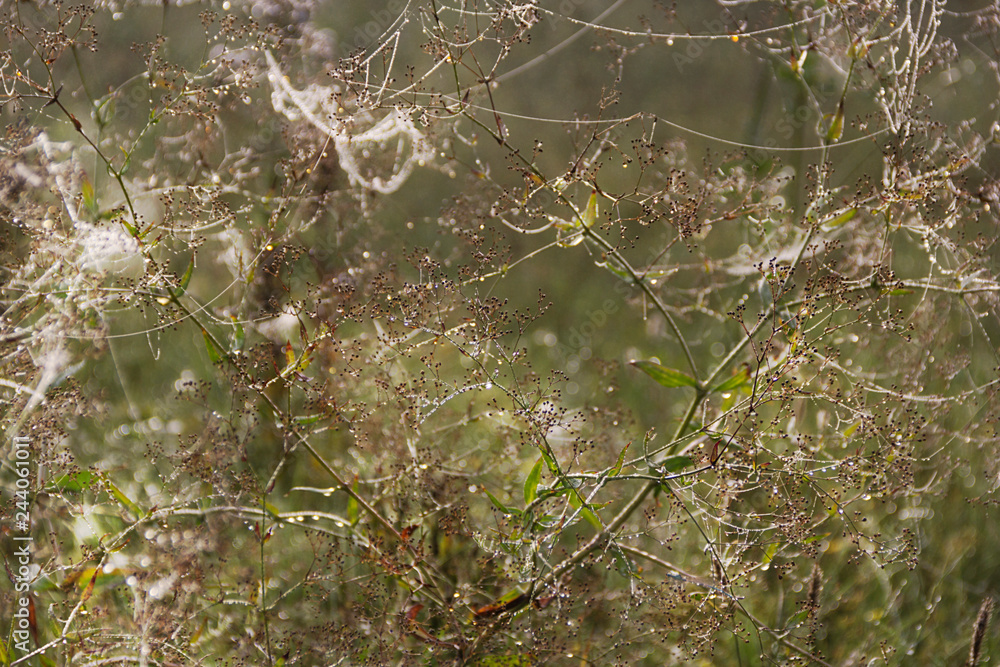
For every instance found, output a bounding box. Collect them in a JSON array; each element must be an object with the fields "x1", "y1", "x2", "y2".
[{"x1": 1, "y1": 1, "x2": 999, "y2": 665}]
